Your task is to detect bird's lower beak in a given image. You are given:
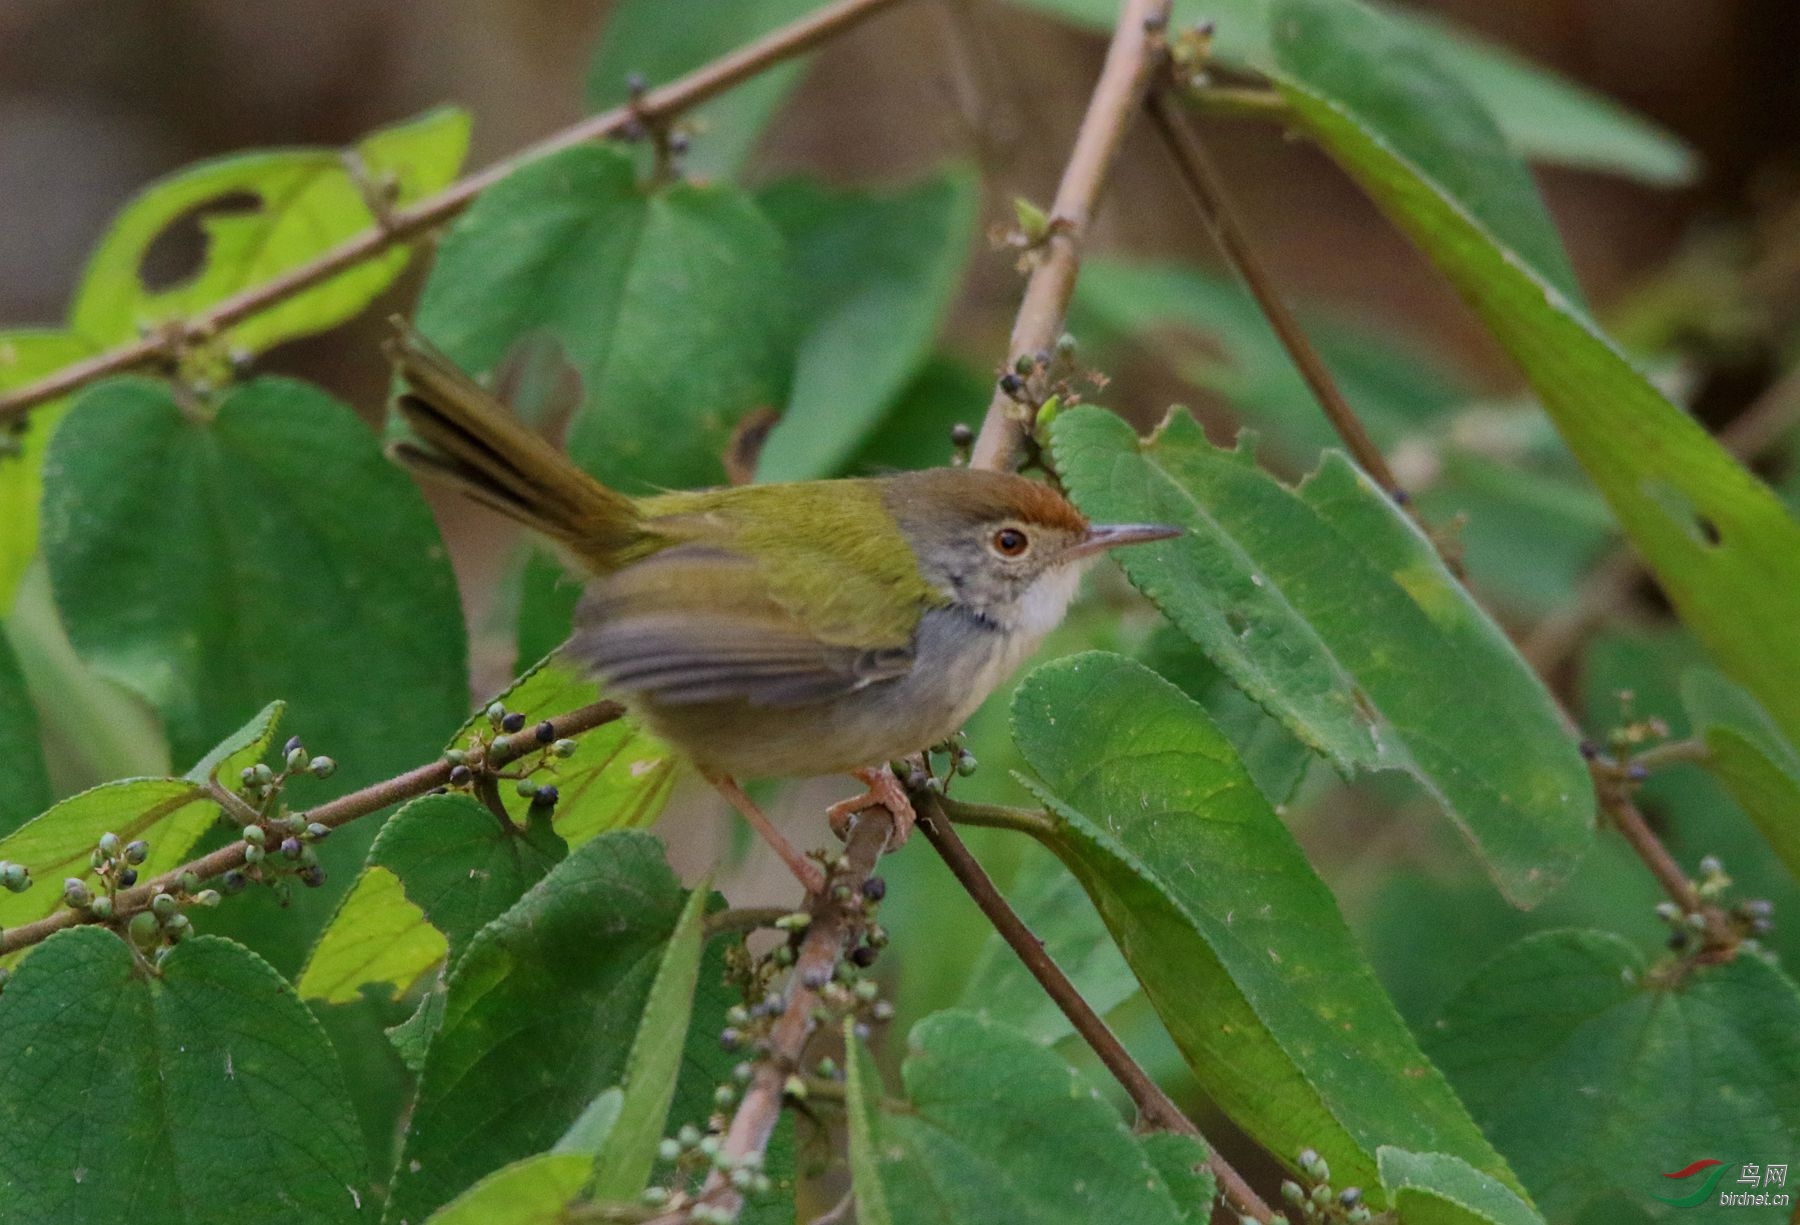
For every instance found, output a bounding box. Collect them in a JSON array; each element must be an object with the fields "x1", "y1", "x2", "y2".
[{"x1": 1066, "y1": 522, "x2": 1184, "y2": 561}]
